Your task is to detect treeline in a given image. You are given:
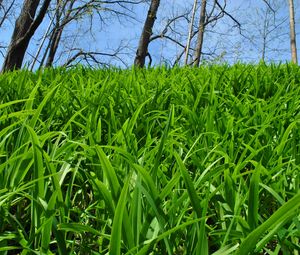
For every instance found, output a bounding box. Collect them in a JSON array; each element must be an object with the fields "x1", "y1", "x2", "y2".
[{"x1": 0, "y1": 0, "x2": 298, "y2": 71}]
